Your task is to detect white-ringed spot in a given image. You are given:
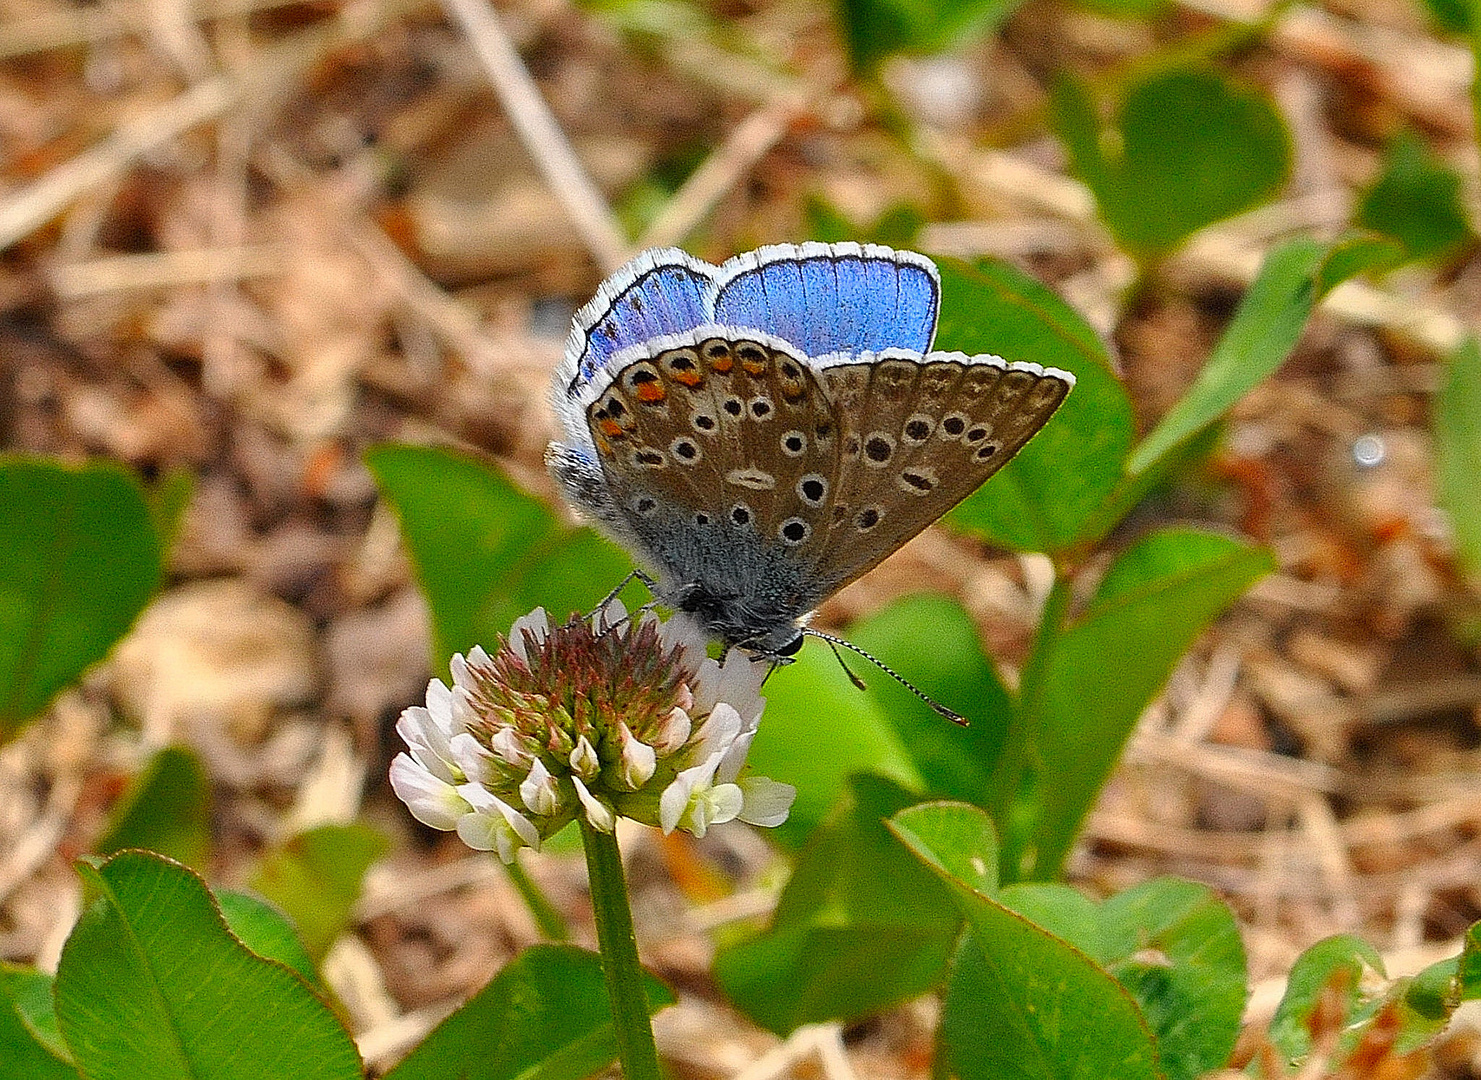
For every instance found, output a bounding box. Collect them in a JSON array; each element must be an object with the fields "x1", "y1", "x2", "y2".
[
  {"x1": 729, "y1": 503, "x2": 754, "y2": 528},
  {"x1": 796, "y1": 474, "x2": 828, "y2": 506},
  {"x1": 670, "y1": 436, "x2": 701, "y2": 464},
  {"x1": 940, "y1": 413, "x2": 968, "y2": 439},
  {"x1": 902, "y1": 414, "x2": 934, "y2": 444},
  {"x1": 855, "y1": 506, "x2": 883, "y2": 531},
  {"x1": 779, "y1": 518, "x2": 811, "y2": 546},
  {"x1": 899, "y1": 467, "x2": 939, "y2": 495},
  {"x1": 863, "y1": 432, "x2": 895, "y2": 467},
  {"x1": 780, "y1": 430, "x2": 807, "y2": 456}
]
